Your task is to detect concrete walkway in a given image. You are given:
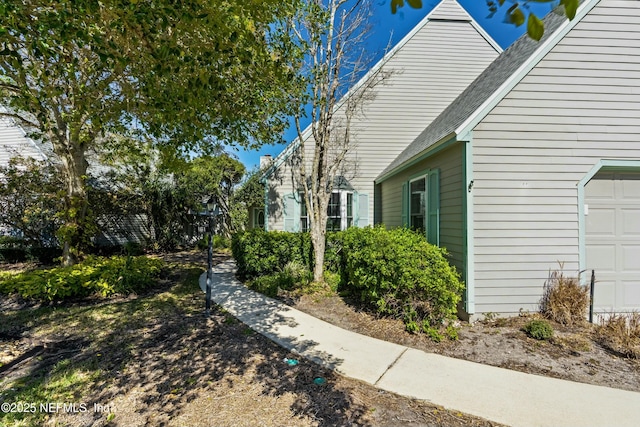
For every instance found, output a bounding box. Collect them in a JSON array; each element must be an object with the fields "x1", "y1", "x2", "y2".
[{"x1": 199, "y1": 260, "x2": 640, "y2": 427}]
